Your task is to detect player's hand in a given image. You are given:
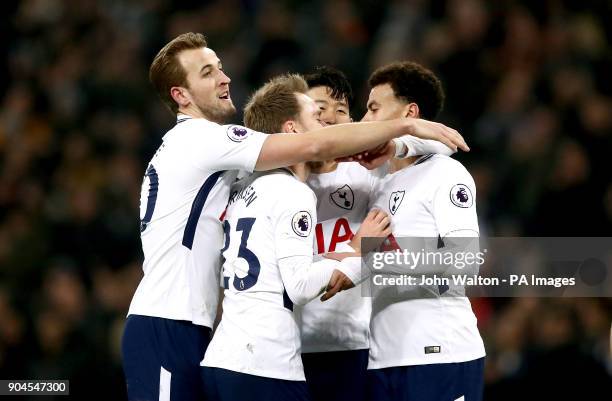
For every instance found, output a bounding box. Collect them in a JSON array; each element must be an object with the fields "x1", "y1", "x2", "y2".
[
  {"x1": 350, "y1": 209, "x2": 392, "y2": 252},
  {"x1": 323, "y1": 252, "x2": 359, "y2": 262},
  {"x1": 357, "y1": 141, "x2": 395, "y2": 170},
  {"x1": 320, "y1": 269, "x2": 355, "y2": 301},
  {"x1": 334, "y1": 141, "x2": 394, "y2": 170},
  {"x1": 405, "y1": 118, "x2": 469, "y2": 152}
]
